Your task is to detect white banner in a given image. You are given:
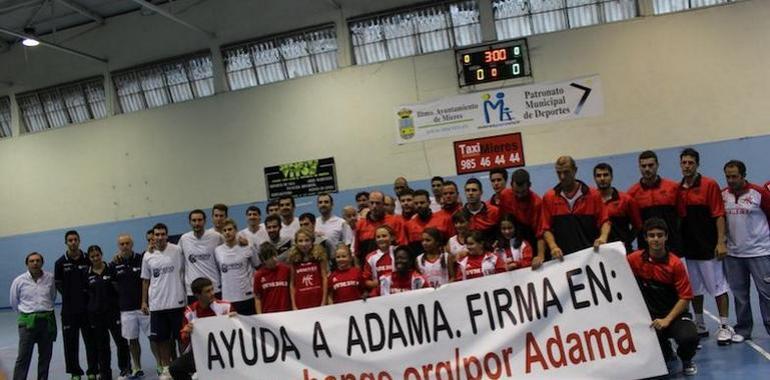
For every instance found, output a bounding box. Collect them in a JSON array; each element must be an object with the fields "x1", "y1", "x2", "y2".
[
  {"x1": 394, "y1": 75, "x2": 604, "y2": 144},
  {"x1": 192, "y1": 243, "x2": 666, "y2": 380}
]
